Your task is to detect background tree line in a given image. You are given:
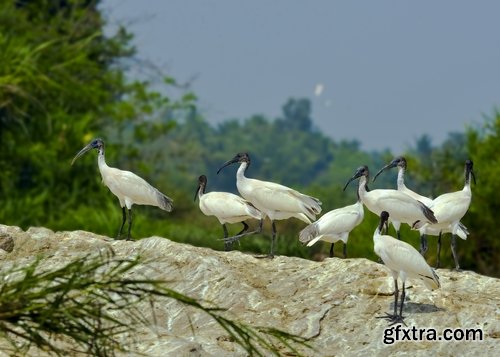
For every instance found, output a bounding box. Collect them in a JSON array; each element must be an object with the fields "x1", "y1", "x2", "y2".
[{"x1": 0, "y1": 0, "x2": 498, "y2": 277}]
